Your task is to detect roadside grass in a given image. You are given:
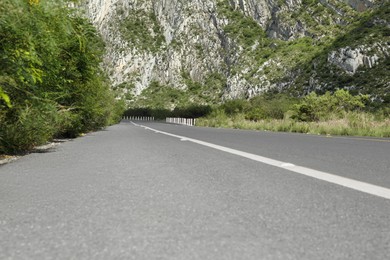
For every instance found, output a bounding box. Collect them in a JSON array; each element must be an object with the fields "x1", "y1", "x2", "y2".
[{"x1": 196, "y1": 112, "x2": 390, "y2": 138}]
